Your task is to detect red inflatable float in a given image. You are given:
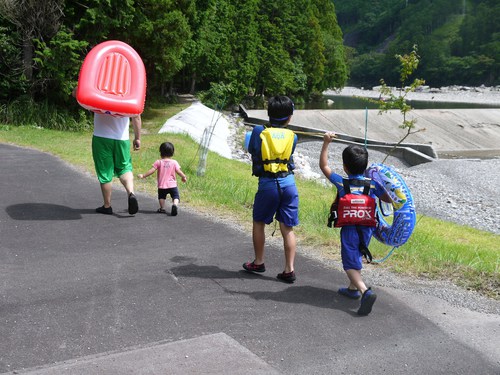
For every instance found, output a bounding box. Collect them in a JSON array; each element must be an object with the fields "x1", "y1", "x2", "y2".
[{"x1": 76, "y1": 40, "x2": 146, "y2": 117}]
